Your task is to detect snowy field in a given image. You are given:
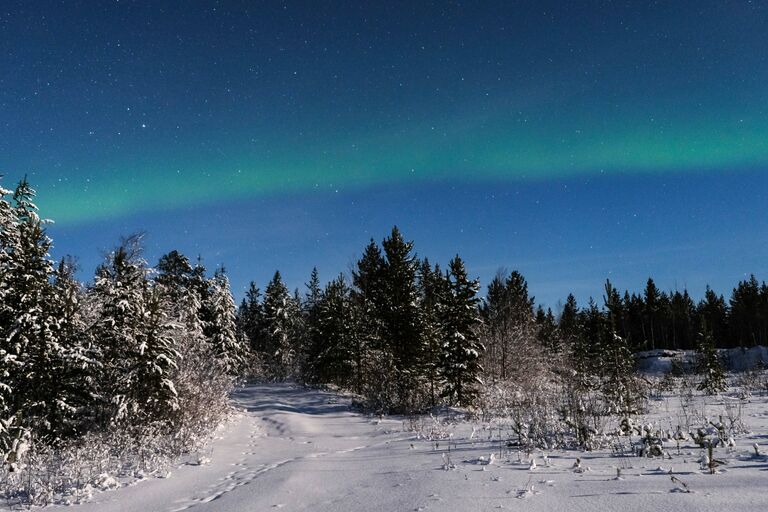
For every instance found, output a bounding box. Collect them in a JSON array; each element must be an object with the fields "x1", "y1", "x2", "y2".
[{"x1": 23, "y1": 381, "x2": 765, "y2": 512}]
